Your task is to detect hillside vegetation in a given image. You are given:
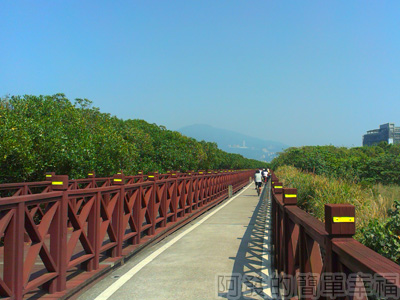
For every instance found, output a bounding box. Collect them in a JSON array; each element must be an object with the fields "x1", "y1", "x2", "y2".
[
  {"x1": 276, "y1": 166, "x2": 400, "y2": 264},
  {"x1": 271, "y1": 144, "x2": 400, "y2": 185},
  {"x1": 273, "y1": 143, "x2": 400, "y2": 264},
  {"x1": 0, "y1": 94, "x2": 267, "y2": 183}
]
